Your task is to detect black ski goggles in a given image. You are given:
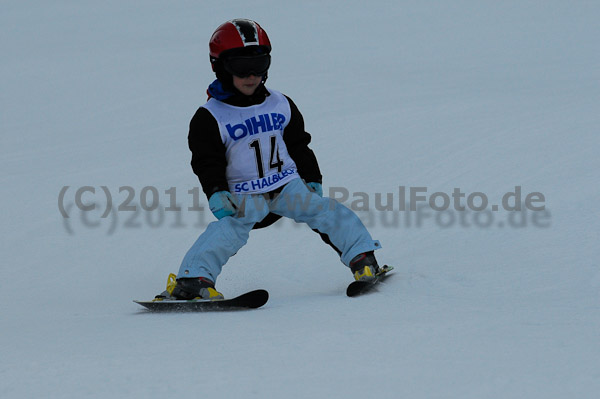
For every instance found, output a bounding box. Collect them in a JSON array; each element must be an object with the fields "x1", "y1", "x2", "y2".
[{"x1": 223, "y1": 53, "x2": 271, "y2": 78}]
